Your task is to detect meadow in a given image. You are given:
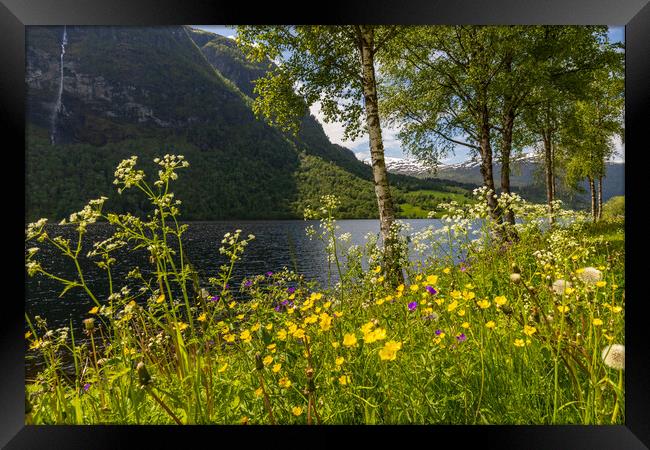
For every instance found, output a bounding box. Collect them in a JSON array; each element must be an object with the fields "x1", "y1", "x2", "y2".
[{"x1": 24, "y1": 155, "x2": 625, "y2": 425}]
